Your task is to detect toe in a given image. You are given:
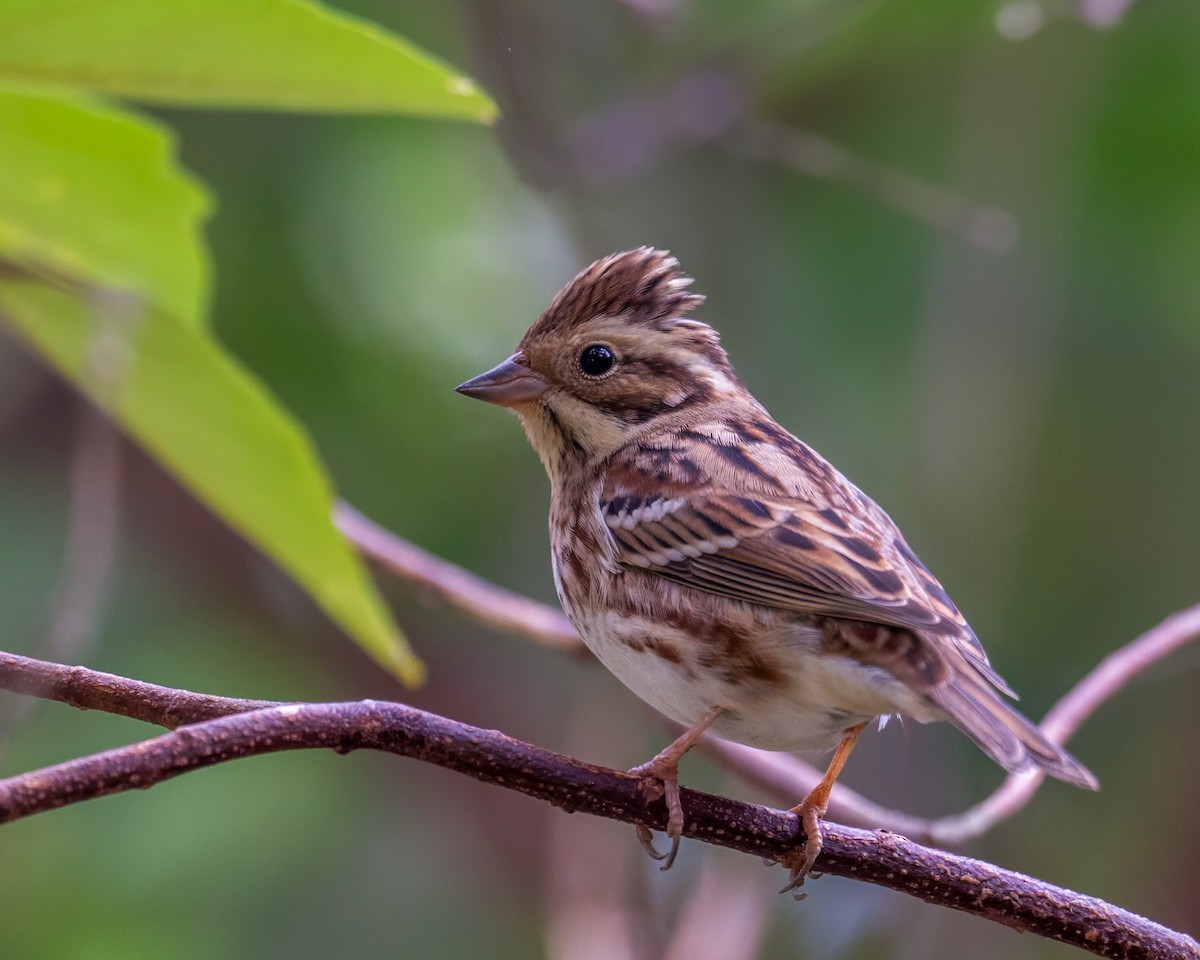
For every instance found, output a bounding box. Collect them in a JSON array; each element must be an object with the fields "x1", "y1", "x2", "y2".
[
  {"x1": 635, "y1": 823, "x2": 668, "y2": 861},
  {"x1": 777, "y1": 805, "x2": 825, "y2": 895},
  {"x1": 659, "y1": 771, "x2": 684, "y2": 871}
]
